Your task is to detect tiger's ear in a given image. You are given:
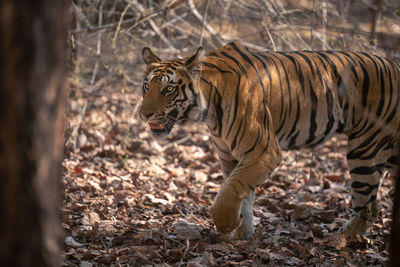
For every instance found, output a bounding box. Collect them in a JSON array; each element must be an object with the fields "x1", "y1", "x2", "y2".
[
  {"x1": 142, "y1": 47, "x2": 160, "y2": 65},
  {"x1": 185, "y1": 47, "x2": 205, "y2": 80}
]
